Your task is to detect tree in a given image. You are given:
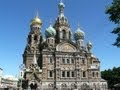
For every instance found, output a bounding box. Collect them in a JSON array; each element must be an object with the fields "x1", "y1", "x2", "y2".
[
  {"x1": 101, "y1": 67, "x2": 120, "y2": 89},
  {"x1": 106, "y1": 0, "x2": 120, "y2": 47}
]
